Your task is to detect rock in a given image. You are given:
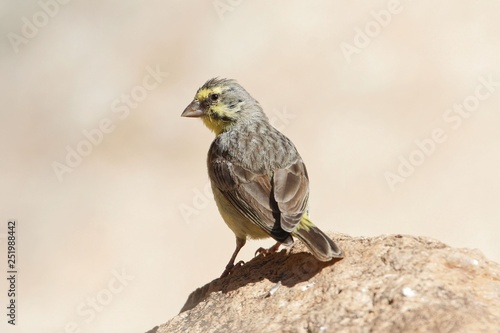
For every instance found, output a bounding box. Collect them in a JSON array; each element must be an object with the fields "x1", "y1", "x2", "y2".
[{"x1": 150, "y1": 234, "x2": 500, "y2": 333}]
